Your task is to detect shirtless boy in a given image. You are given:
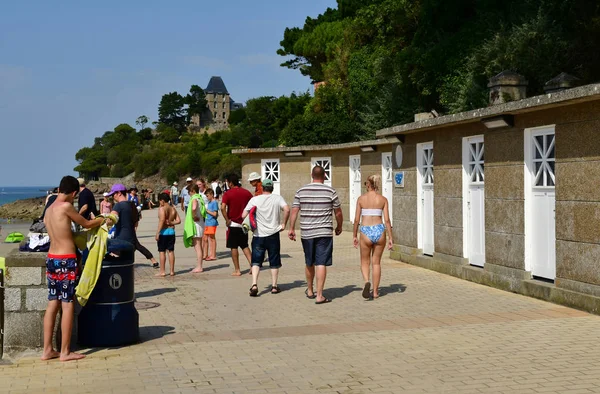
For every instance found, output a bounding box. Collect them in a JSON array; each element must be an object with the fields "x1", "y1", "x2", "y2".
[
  {"x1": 156, "y1": 193, "x2": 181, "y2": 277},
  {"x1": 42, "y1": 175, "x2": 104, "y2": 362}
]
